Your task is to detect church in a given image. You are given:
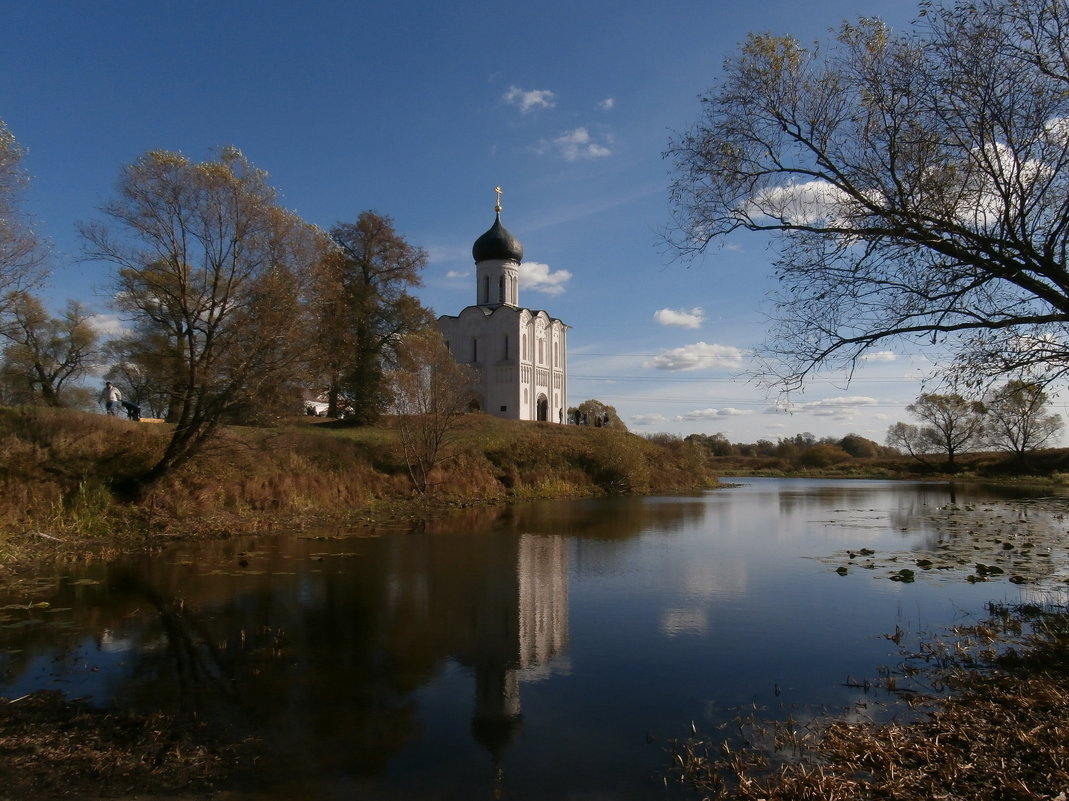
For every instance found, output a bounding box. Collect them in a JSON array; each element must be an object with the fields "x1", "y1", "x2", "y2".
[{"x1": 437, "y1": 191, "x2": 569, "y2": 423}]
